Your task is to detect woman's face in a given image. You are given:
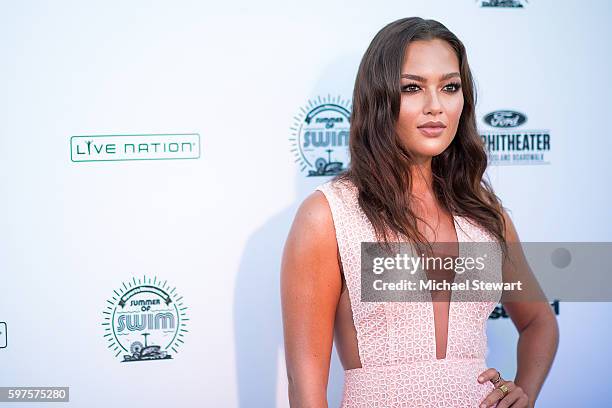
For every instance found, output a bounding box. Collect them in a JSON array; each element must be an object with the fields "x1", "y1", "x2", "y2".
[{"x1": 396, "y1": 39, "x2": 464, "y2": 162}]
